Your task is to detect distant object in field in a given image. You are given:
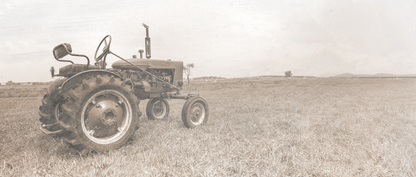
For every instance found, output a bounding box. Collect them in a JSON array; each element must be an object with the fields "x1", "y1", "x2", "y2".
[
  {"x1": 183, "y1": 63, "x2": 194, "y2": 84},
  {"x1": 330, "y1": 73, "x2": 416, "y2": 78},
  {"x1": 193, "y1": 76, "x2": 226, "y2": 82},
  {"x1": 285, "y1": 71, "x2": 292, "y2": 78}
]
